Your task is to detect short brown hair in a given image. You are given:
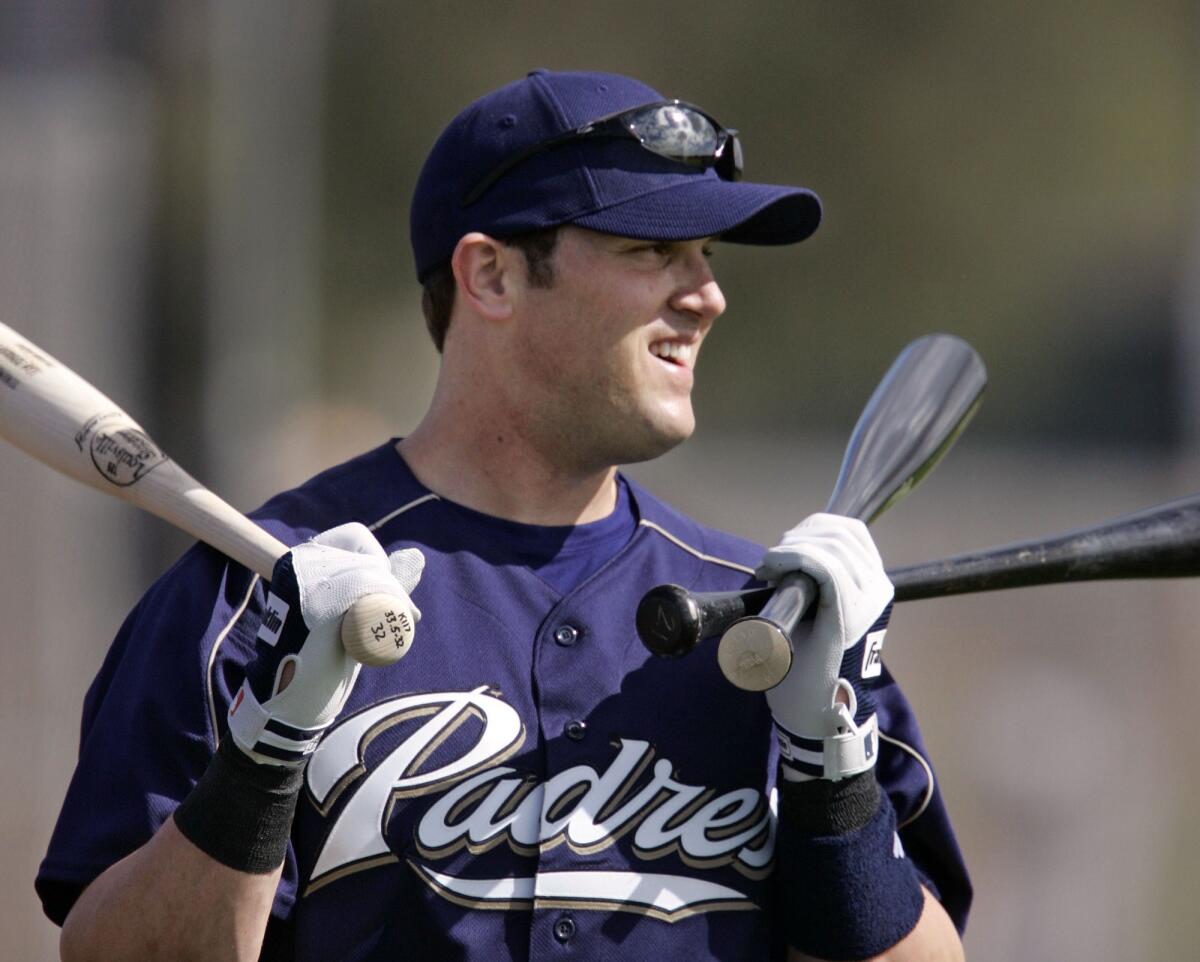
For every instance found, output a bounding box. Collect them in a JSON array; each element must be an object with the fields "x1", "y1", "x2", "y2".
[{"x1": 420, "y1": 228, "x2": 560, "y2": 353}]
